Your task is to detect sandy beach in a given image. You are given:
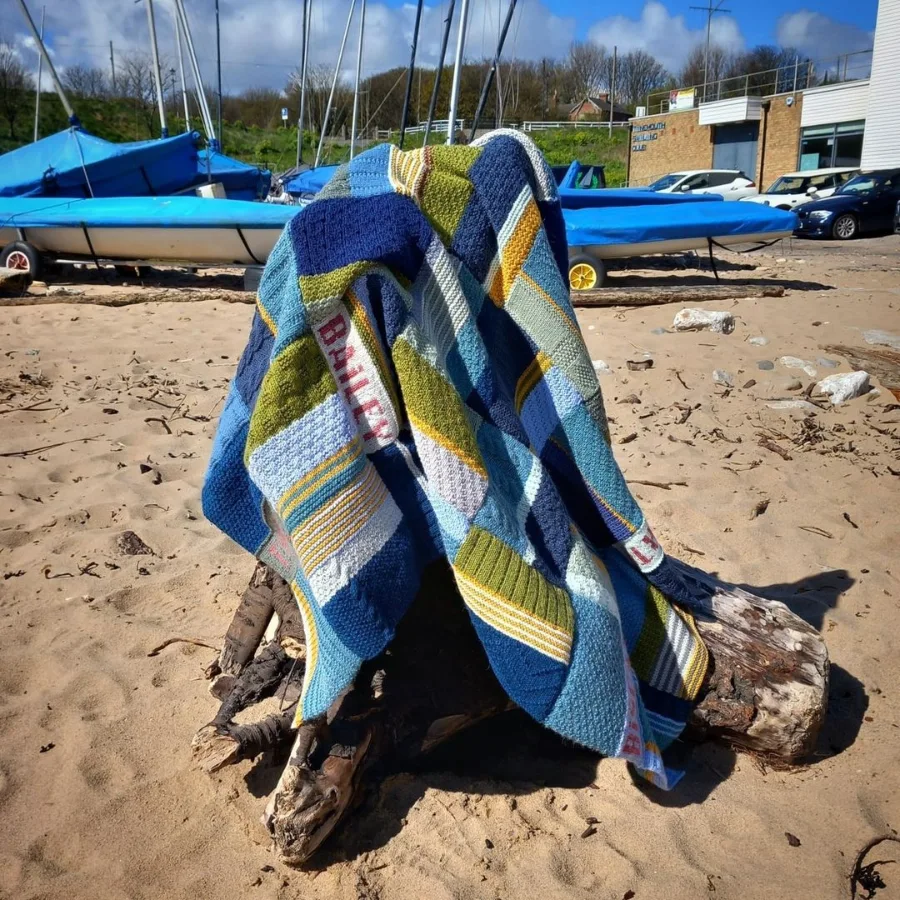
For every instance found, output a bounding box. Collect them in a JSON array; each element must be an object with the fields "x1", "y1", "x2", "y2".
[{"x1": 1, "y1": 237, "x2": 898, "y2": 900}]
